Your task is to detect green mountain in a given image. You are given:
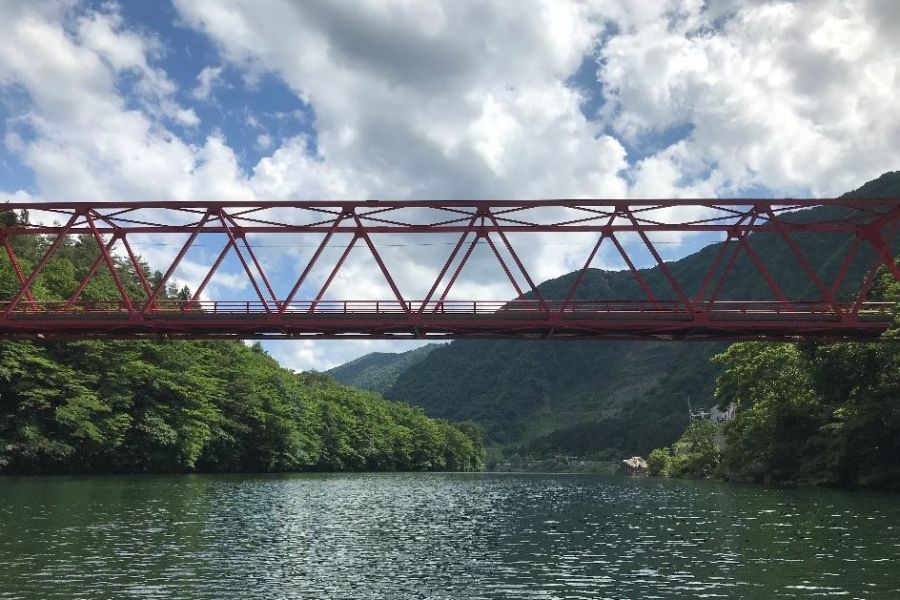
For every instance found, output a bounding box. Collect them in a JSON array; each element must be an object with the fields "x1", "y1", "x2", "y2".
[
  {"x1": 363, "y1": 172, "x2": 899, "y2": 457},
  {"x1": 327, "y1": 343, "x2": 442, "y2": 394}
]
